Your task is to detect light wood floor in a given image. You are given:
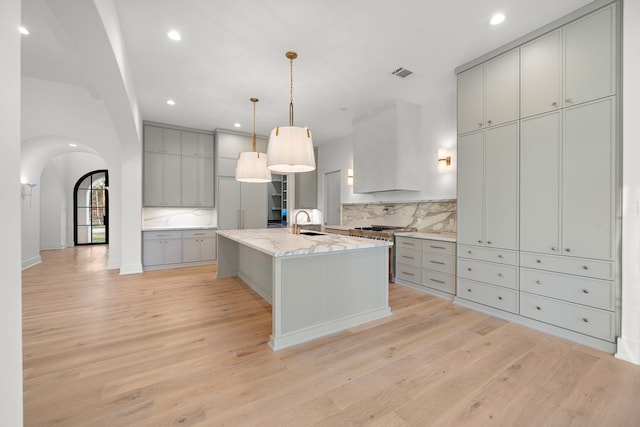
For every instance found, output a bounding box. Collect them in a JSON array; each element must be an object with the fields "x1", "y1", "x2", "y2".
[{"x1": 23, "y1": 246, "x2": 640, "y2": 426}]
